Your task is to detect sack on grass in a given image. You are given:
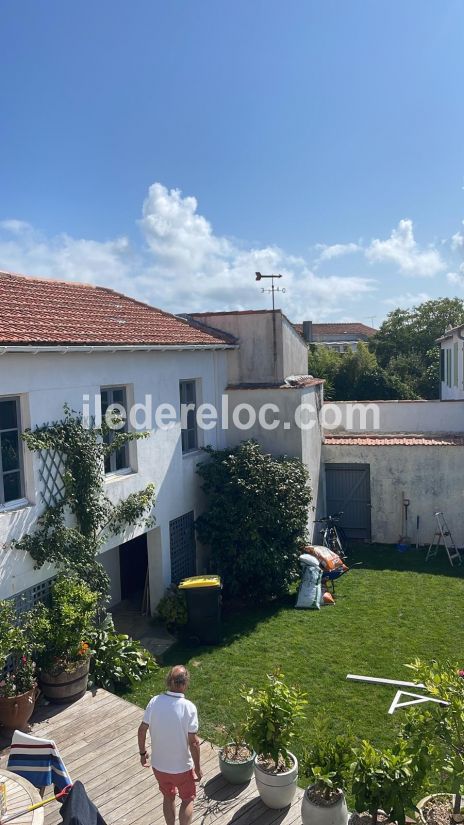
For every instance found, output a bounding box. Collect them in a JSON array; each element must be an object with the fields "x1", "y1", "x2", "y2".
[
  {"x1": 295, "y1": 563, "x2": 322, "y2": 610},
  {"x1": 305, "y1": 545, "x2": 346, "y2": 573}
]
